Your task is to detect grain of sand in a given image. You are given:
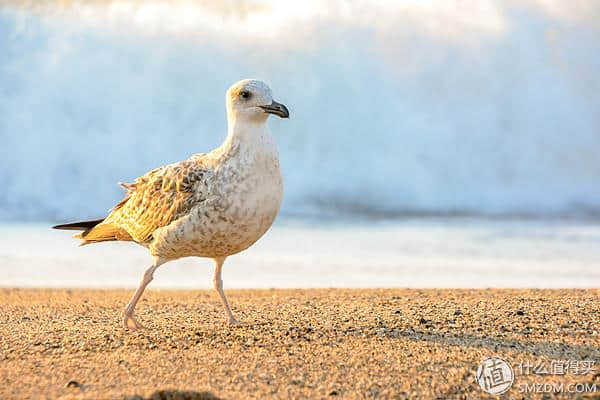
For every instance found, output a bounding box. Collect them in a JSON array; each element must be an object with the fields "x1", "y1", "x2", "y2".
[{"x1": 1, "y1": 289, "x2": 599, "y2": 399}]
